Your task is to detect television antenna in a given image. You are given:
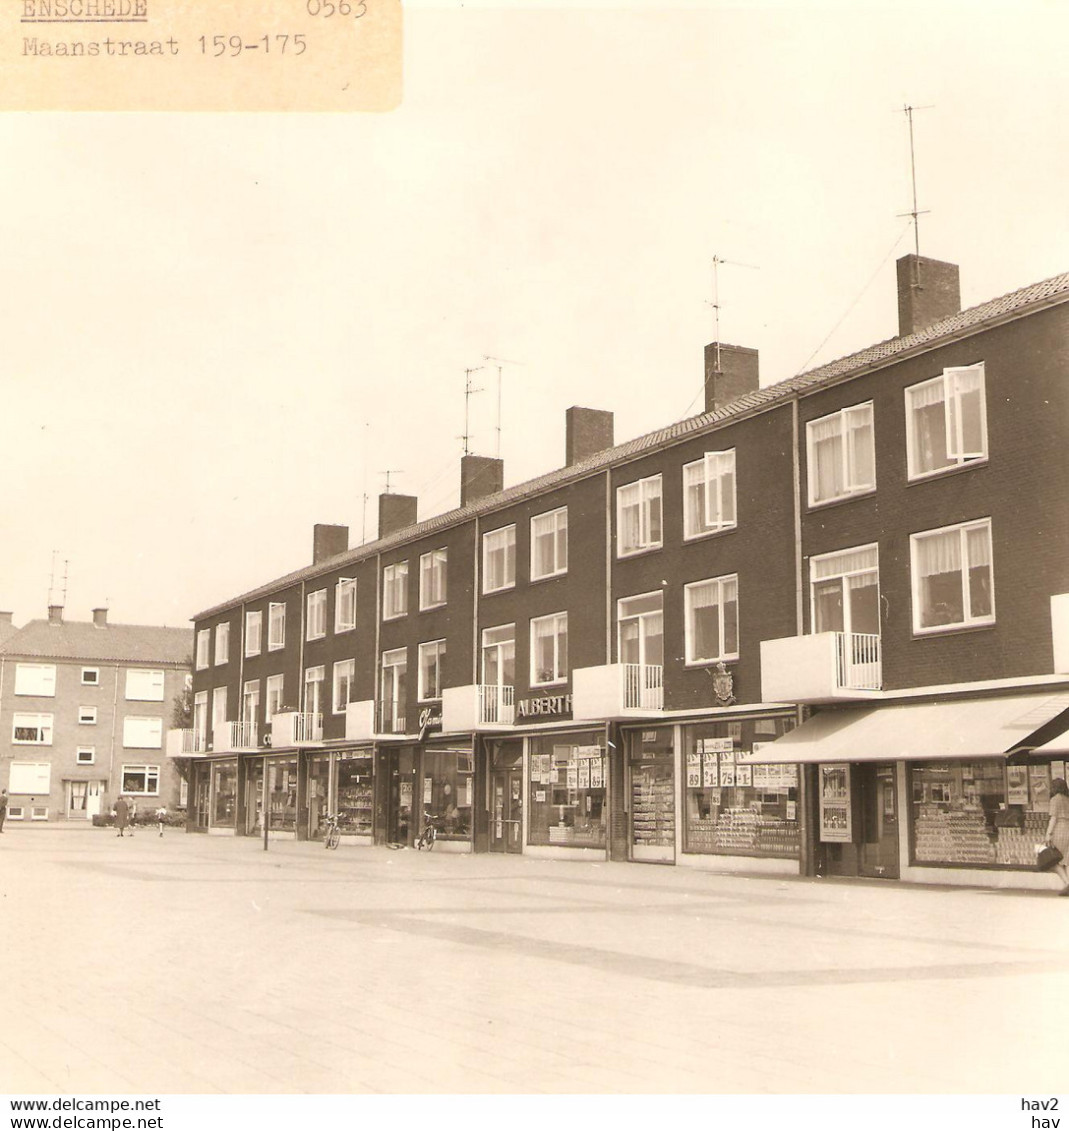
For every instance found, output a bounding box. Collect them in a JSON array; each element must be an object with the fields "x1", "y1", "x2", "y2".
[
  {"x1": 459, "y1": 365, "x2": 487, "y2": 457},
  {"x1": 482, "y1": 354, "x2": 524, "y2": 457},
  {"x1": 705, "y1": 255, "x2": 759, "y2": 372},
  {"x1": 897, "y1": 103, "x2": 933, "y2": 256},
  {"x1": 378, "y1": 470, "x2": 405, "y2": 494}
]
